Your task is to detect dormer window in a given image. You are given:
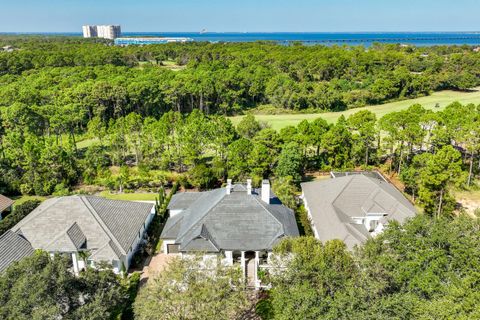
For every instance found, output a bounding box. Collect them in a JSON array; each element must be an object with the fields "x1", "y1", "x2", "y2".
[{"x1": 352, "y1": 217, "x2": 364, "y2": 225}]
